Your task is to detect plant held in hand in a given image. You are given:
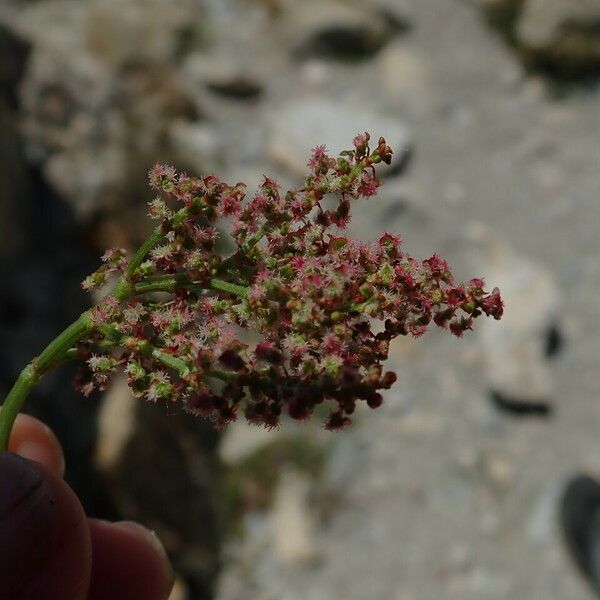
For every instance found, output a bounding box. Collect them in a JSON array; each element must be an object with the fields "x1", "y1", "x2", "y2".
[{"x1": 0, "y1": 133, "x2": 503, "y2": 449}]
